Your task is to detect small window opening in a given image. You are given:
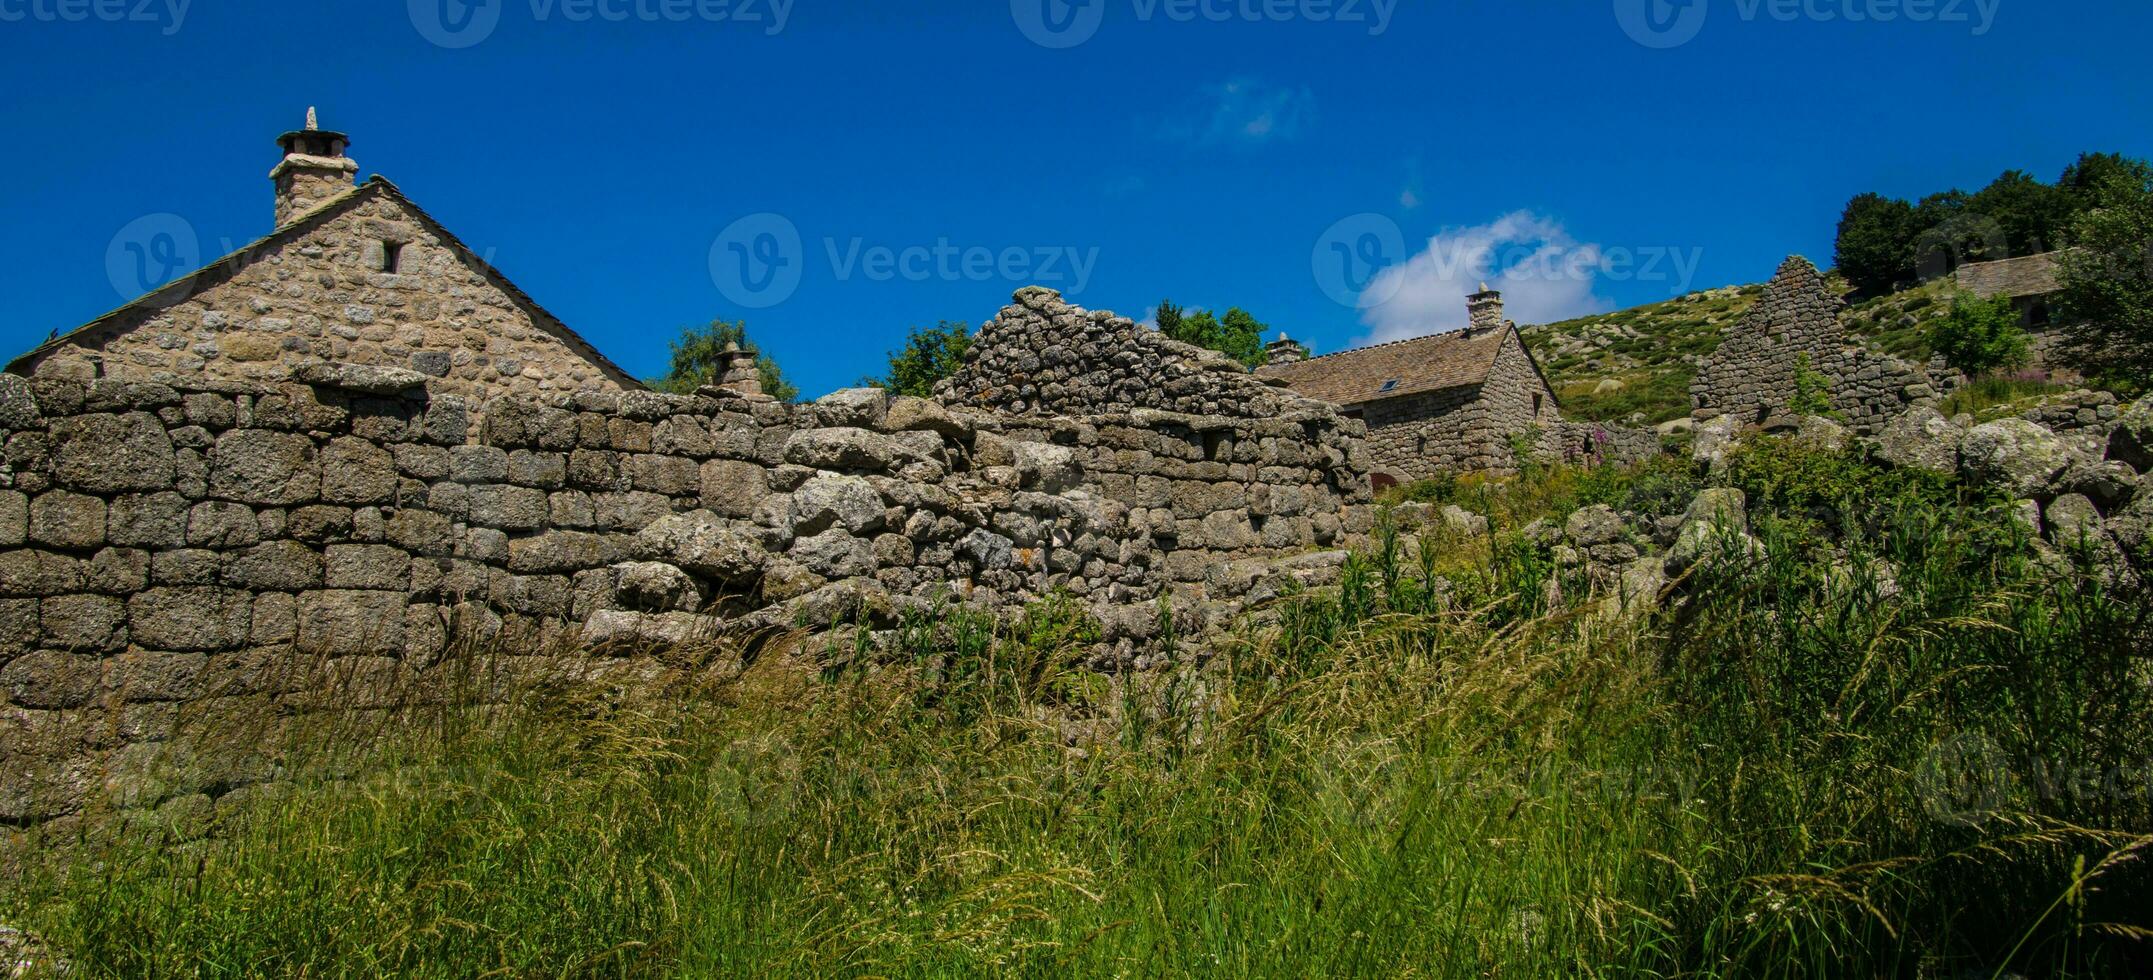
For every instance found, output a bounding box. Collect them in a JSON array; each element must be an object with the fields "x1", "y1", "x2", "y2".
[
  {"x1": 1532, "y1": 393, "x2": 1544, "y2": 414},
  {"x1": 381, "y1": 241, "x2": 405, "y2": 273},
  {"x1": 1379, "y1": 379, "x2": 1401, "y2": 393}
]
